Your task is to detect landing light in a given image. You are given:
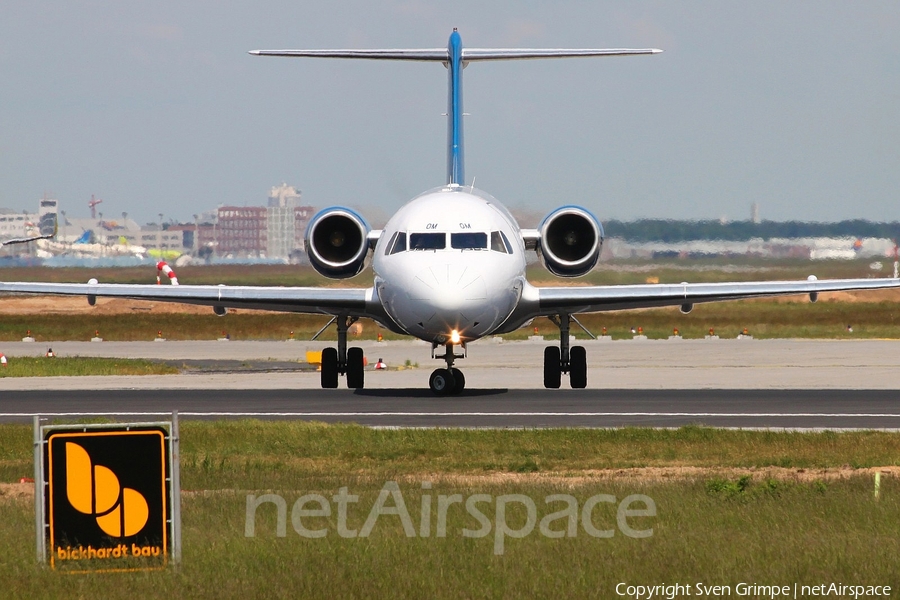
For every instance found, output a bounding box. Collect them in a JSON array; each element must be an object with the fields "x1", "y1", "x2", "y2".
[{"x1": 450, "y1": 329, "x2": 461, "y2": 344}]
